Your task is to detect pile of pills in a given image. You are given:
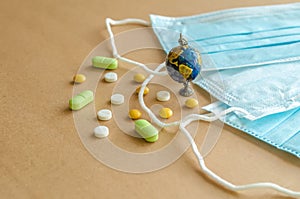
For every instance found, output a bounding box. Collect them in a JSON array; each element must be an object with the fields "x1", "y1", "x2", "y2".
[
  {"x1": 70, "y1": 56, "x2": 120, "y2": 139},
  {"x1": 70, "y1": 56, "x2": 199, "y2": 141}
]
